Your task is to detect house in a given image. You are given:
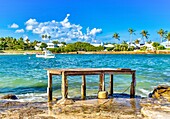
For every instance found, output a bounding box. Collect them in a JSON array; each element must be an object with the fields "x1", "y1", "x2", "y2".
[
  {"x1": 34, "y1": 42, "x2": 58, "y2": 50},
  {"x1": 104, "y1": 44, "x2": 114, "y2": 48},
  {"x1": 47, "y1": 43, "x2": 56, "y2": 48},
  {"x1": 144, "y1": 42, "x2": 154, "y2": 50},
  {"x1": 34, "y1": 43, "x2": 42, "y2": 50},
  {"x1": 91, "y1": 42, "x2": 104, "y2": 47},
  {"x1": 161, "y1": 41, "x2": 170, "y2": 48}
]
